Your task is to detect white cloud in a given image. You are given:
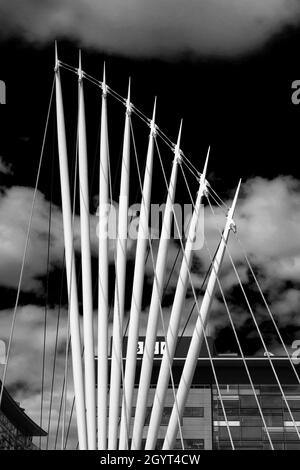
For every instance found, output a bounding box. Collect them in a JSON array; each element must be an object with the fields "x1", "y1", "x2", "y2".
[
  {"x1": 0, "y1": 0, "x2": 299, "y2": 58},
  {"x1": 0, "y1": 186, "x2": 100, "y2": 293},
  {"x1": 0, "y1": 156, "x2": 13, "y2": 175}
]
